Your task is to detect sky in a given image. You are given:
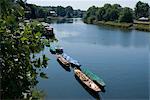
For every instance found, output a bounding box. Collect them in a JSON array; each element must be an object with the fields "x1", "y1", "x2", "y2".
[{"x1": 27, "y1": 0, "x2": 150, "y2": 10}]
